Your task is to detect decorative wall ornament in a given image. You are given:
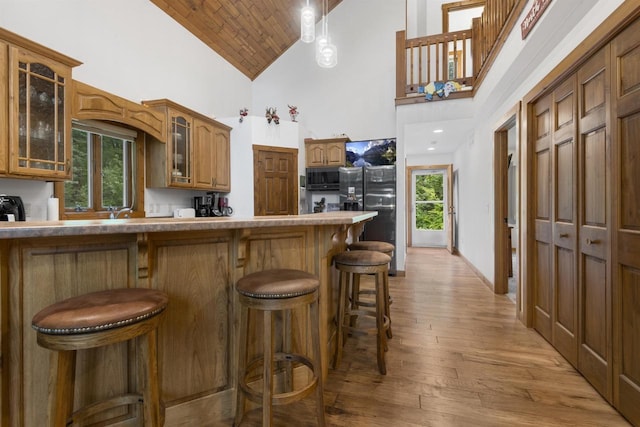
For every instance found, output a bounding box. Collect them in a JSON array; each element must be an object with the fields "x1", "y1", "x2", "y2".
[
  {"x1": 265, "y1": 107, "x2": 279, "y2": 125},
  {"x1": 288, "y1": 105, "x2": 299, "y2": 122},
  {"x1": 418, "y1": 81, "x2": 463, "y2": 101},
  {"x1": 239, "y1": 107, "x2": 248, "y2": 123}
]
